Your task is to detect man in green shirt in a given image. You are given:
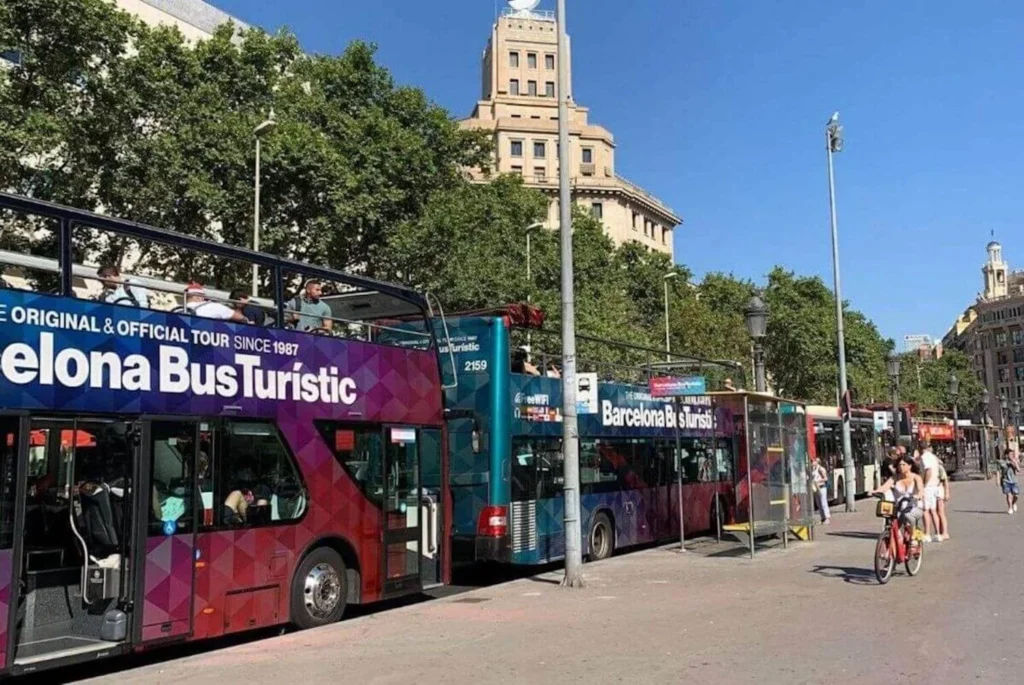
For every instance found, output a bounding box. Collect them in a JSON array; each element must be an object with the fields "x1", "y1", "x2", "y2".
[{"x1": 287, "y1": 279, "x2": 333, "y2": 332}]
